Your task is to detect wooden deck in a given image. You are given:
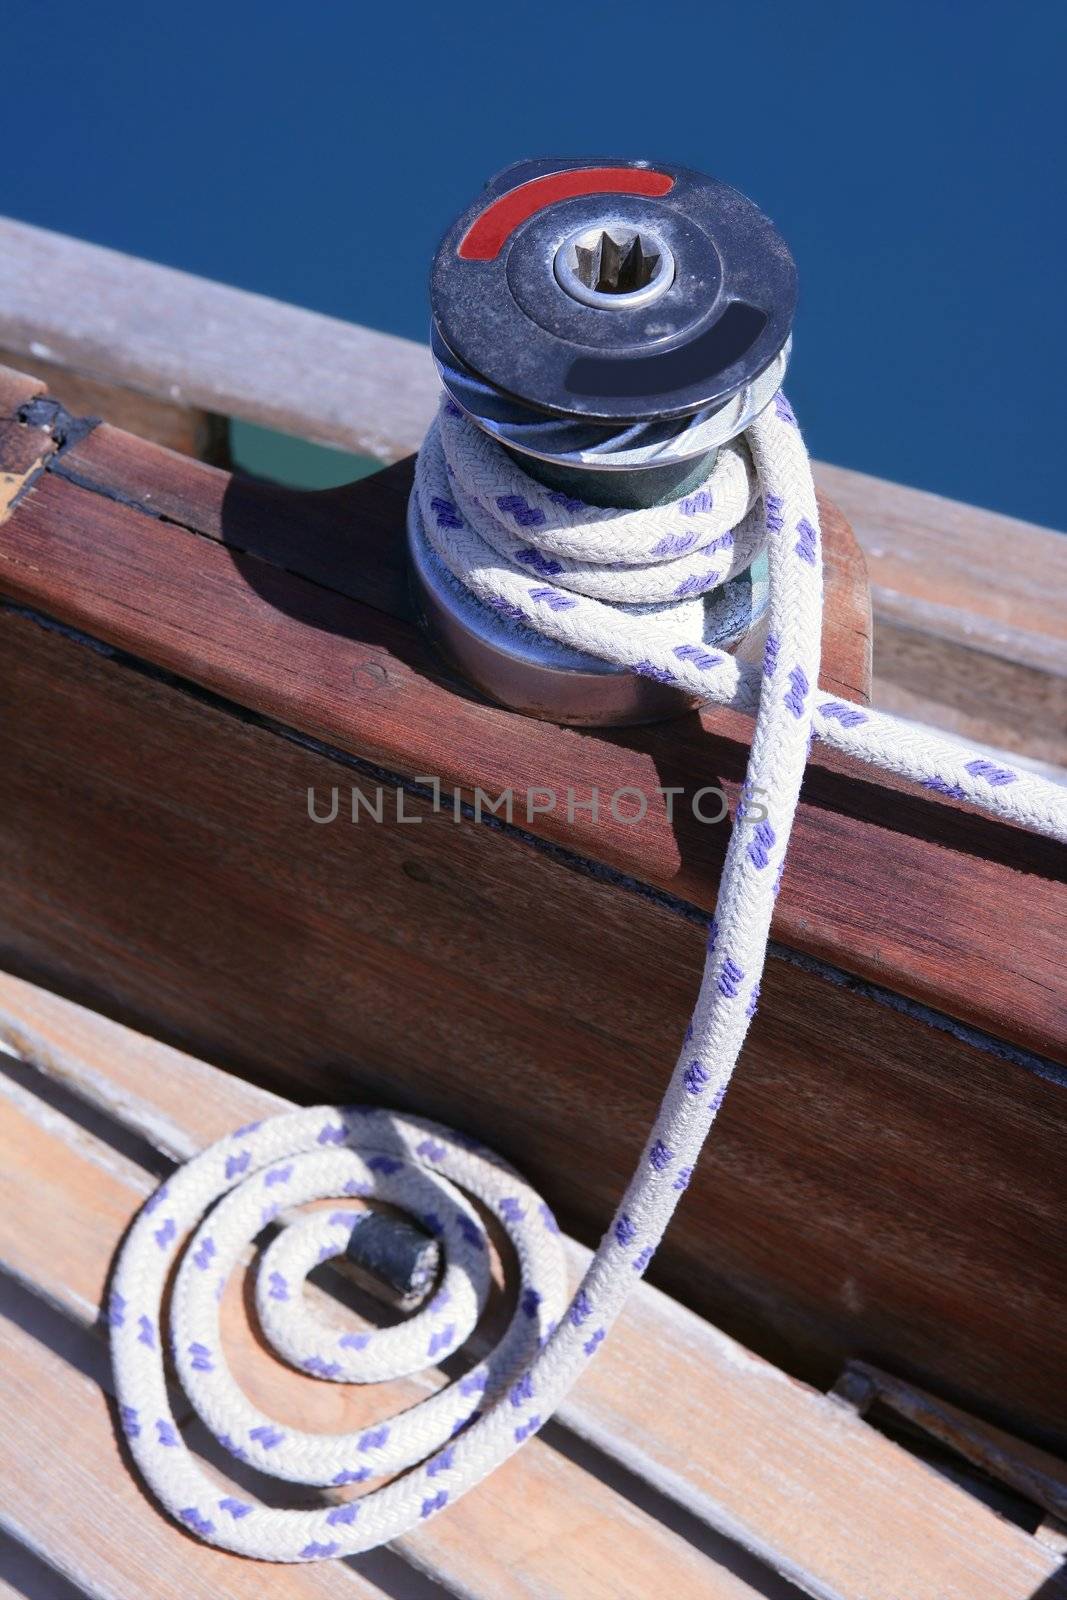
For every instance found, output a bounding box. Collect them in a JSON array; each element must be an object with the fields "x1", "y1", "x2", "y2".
[
  {"x1": 1, "y1": 221, "x2": 1065, "y2": 1597},
  {"x1": 3, "y1": 972, "x2": 1066, "y2": 1599}
]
